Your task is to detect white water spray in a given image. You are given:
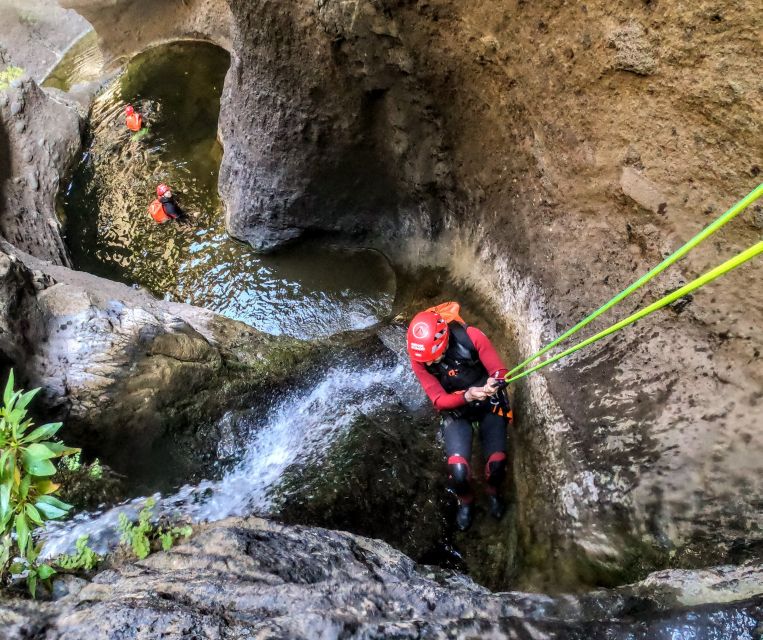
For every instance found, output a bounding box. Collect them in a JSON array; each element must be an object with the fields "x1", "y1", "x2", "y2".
[{"x1": 42, "y1": 349, "x2": 423, "y2": 558}]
